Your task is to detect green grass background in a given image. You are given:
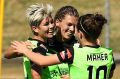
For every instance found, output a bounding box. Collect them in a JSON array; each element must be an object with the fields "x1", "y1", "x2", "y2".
[{"x1": 2, "y1": 0, "x2": 120, "y2": 79}]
